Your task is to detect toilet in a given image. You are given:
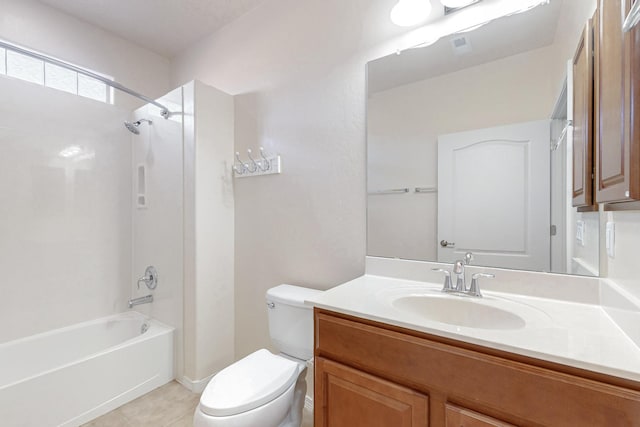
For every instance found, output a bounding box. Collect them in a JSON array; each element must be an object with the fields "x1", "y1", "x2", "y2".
[{"x1": 194, "y1": 285, "x2": 322, "y2": 427}]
